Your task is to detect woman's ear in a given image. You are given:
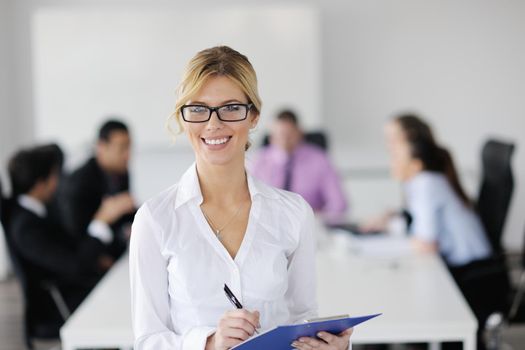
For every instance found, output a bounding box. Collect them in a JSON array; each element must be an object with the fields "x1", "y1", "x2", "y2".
[
  {"x1": 411, "y1": 158, "x2": 424, "y2": 173},
  {"x1": 250, "y1": 112, "x2": 260, "y2": 129},
  {"x1": 180, "y1": 118, "x2": 188, "y2": 133}
]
